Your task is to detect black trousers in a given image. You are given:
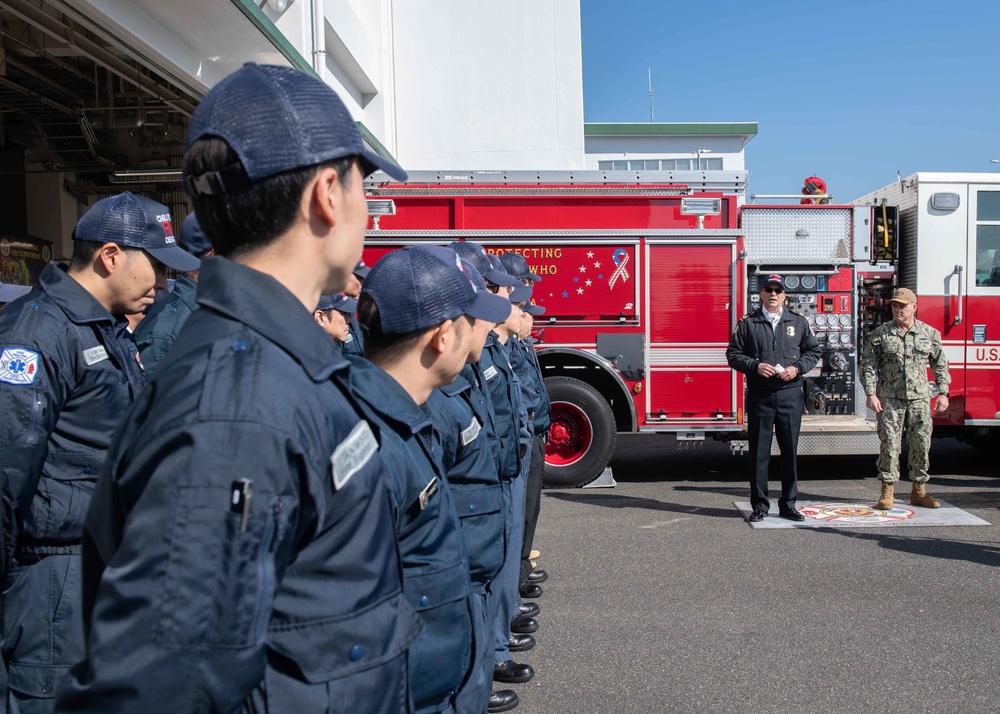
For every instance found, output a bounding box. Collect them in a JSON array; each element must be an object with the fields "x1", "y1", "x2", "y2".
[
  {"x1": 747, "y1": 386, "x2": 803, "y2": 513},
  {"x1": 520, "y1": 435, "x2": 545, "y2": 584}
]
